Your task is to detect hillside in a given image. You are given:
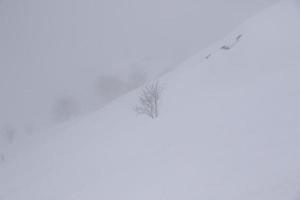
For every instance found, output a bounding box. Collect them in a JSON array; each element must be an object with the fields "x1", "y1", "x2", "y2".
[
  {"x1": 1, "y1": 0, "x2": 300, "y2": 200},
  {"x1": 0, "y1": 0, "x2": 276, "y2": 138}
]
